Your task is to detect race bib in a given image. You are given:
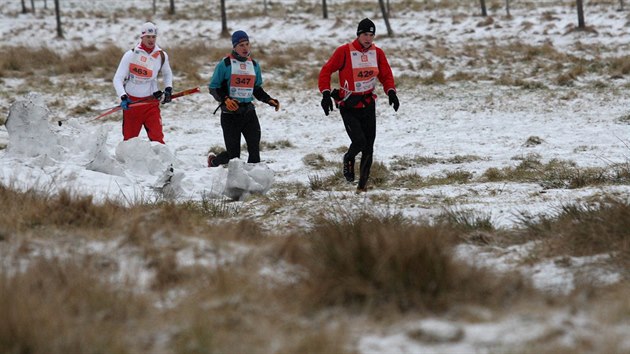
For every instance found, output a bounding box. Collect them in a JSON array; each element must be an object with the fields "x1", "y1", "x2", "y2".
[
  {"x1": 349, "y1": 45, "x2": 379, "y2": 93},
  {"x1": 229, "y1": 58, "x2": 256, "y2": 99},
  {"x1": 127, "y1": 50, "x2": 159, "y2": 84}
]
